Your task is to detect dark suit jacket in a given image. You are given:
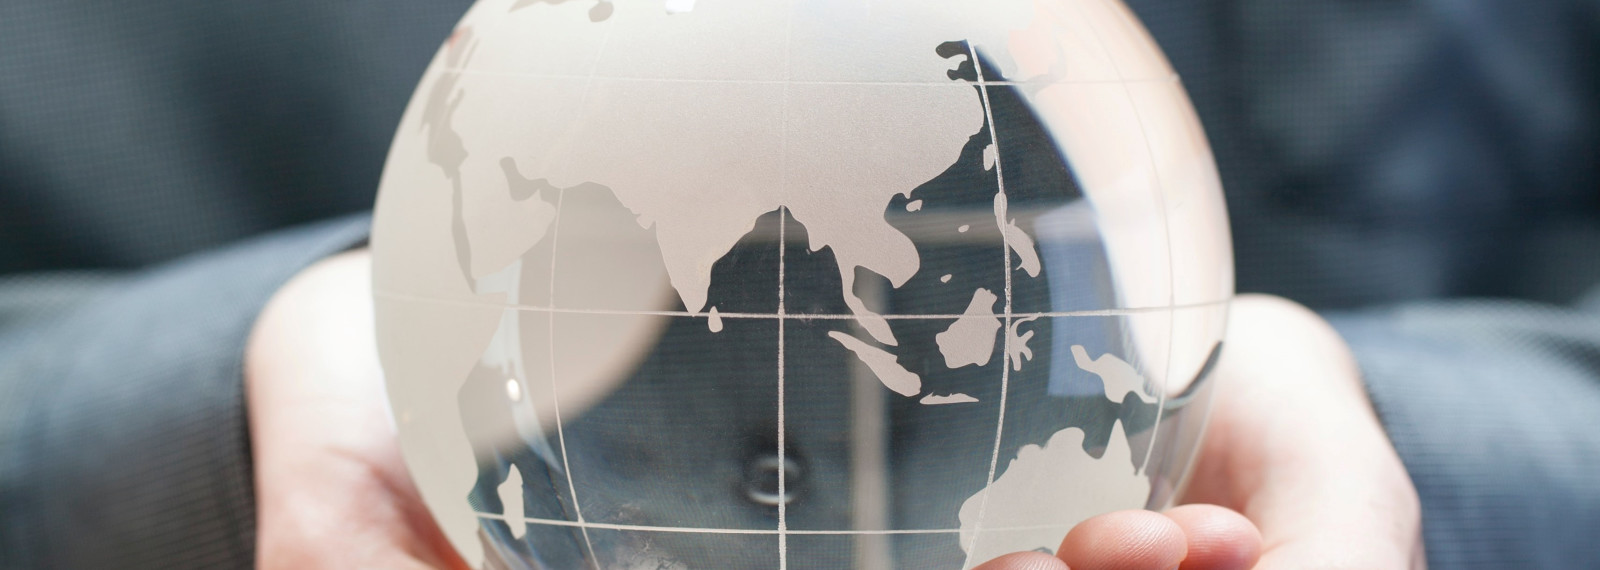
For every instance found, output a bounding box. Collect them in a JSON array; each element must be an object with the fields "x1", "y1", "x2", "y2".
[{"x1": 2, "y1": 1, "x2": 1598, "y2": 568}]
